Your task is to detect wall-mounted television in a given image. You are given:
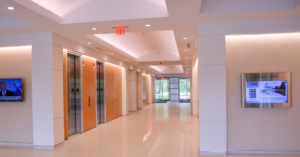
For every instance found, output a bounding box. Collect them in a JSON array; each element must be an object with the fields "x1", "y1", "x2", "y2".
[
  {"x1": 0, "y1": 78, "x2": 23, "y2": 102},
  {"x1": 242, "y1": 72, "x2": 291, "y2": 108}
]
